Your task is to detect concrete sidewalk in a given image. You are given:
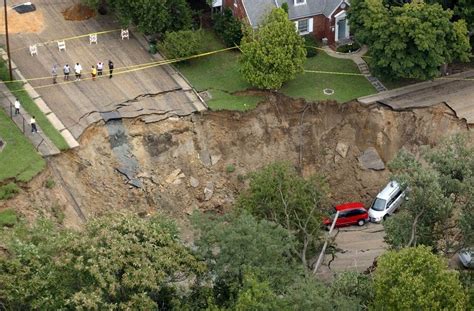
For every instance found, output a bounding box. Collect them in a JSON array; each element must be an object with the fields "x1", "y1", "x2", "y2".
[
  {"x1": 322, "y1": 45, "x2": 387, "y2": 92},
  {"x1": 0, "y1": 83, "x2": 60, "y2": 156}
]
